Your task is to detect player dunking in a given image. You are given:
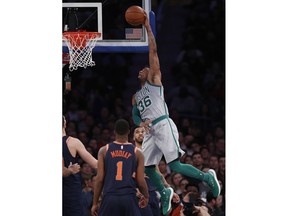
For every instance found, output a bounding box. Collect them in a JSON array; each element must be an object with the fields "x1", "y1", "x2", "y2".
[
  {"x1": 91, "y1": 119, "x2": 149, "y2": 216},
  {"x1": 132, "y1": 12, "x2": 220, "y2": 215}
]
